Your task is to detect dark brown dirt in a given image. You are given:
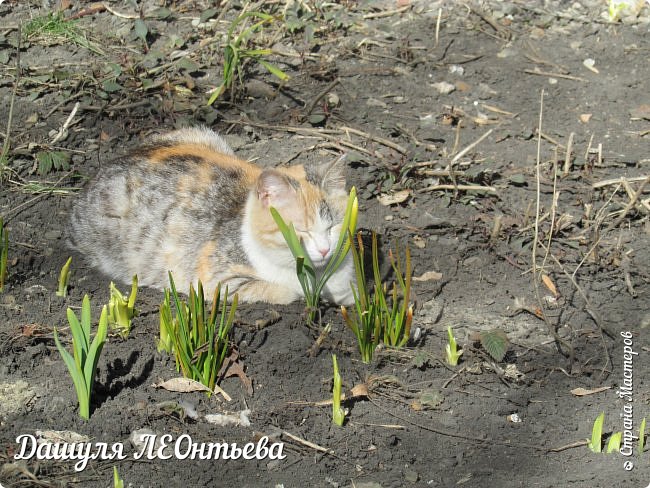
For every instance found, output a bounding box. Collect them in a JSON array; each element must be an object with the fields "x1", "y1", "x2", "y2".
[{"x1": 1, "y1": 1, "x2": 649, "y2": 487}]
